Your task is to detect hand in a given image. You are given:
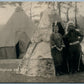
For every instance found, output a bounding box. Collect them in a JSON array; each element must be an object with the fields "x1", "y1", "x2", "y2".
[
  {"x1": 51, "y1": 45, "x2": 63, "y2": 51},
  {"x1": 51, "y1": 45, "x2": 56, "y2": 49},
  {"x1": 57, "y1": 47, "x2": 63, "y2": 51},
  {"x1": 61, "y1": 45, "x2": 65, "y2": 47},
  {"x1": 56, "y1": 46, "x2": 63, "y2": 51}
]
